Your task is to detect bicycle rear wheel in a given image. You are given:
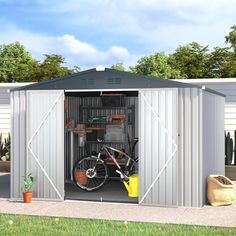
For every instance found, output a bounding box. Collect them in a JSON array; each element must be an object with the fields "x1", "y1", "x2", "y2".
[{"x1": 73, "y1": 156, "x2": 108, "y2": 191}]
